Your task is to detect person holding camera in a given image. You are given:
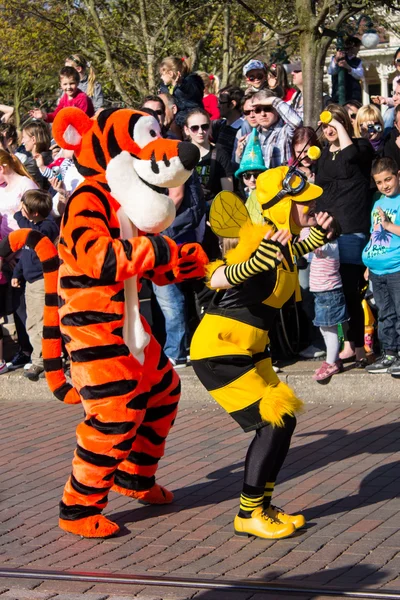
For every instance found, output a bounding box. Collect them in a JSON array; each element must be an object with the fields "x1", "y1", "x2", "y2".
[
  {"x1": 354, "y1": 104, "x2": 385, "y2": 157},
  {"x1": 328, "y1": 36, "x2": 364, "y2": 105}
]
